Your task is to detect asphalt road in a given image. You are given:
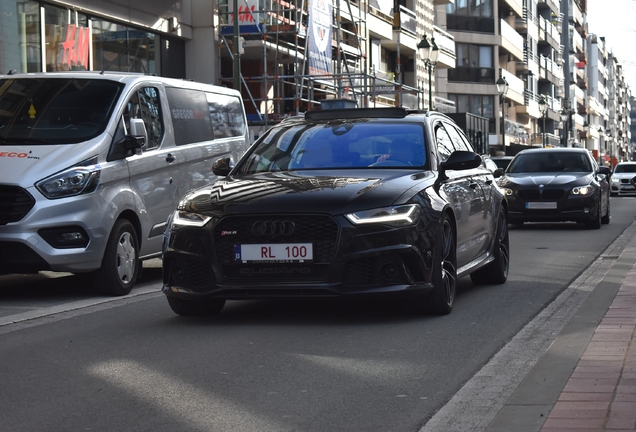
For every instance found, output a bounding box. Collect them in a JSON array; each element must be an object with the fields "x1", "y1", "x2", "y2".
[{"x1": 1, "y1": 197, "x2": 635, "y2": 432}]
